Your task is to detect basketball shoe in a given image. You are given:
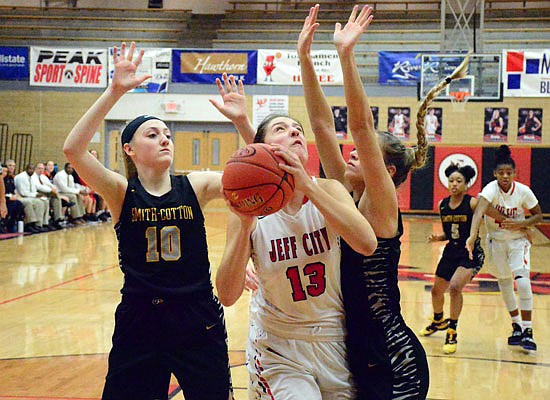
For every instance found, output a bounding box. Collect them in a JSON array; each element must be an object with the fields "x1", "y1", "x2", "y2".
[
  {"x1": 443, "y1": 328, "x2": 457, "y2": 354},
  {"x1": 419, "y1": 317, "x2": 448, "y2": 336},
  {"x1": 507, "y1": 323, "x2": 523, "y2": 346},
  {"x1": 520, "y1": 328, "x2": 537, "y2": 351}
]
